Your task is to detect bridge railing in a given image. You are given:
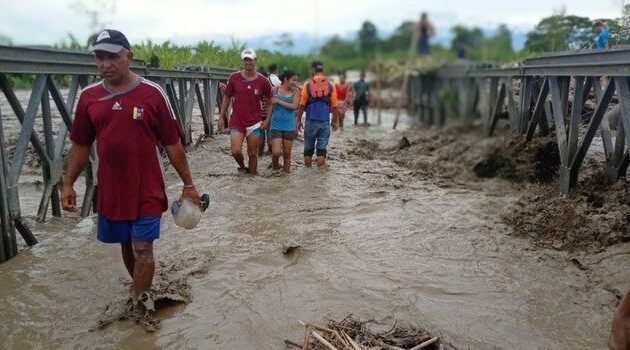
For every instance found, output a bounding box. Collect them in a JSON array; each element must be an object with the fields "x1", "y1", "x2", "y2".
[
  {"x1": 407, "y1": 47, "x2": 630, "y2": 195},
  {"x1": 0, "y1": 45, "x2": 234, "y2": 263}
]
